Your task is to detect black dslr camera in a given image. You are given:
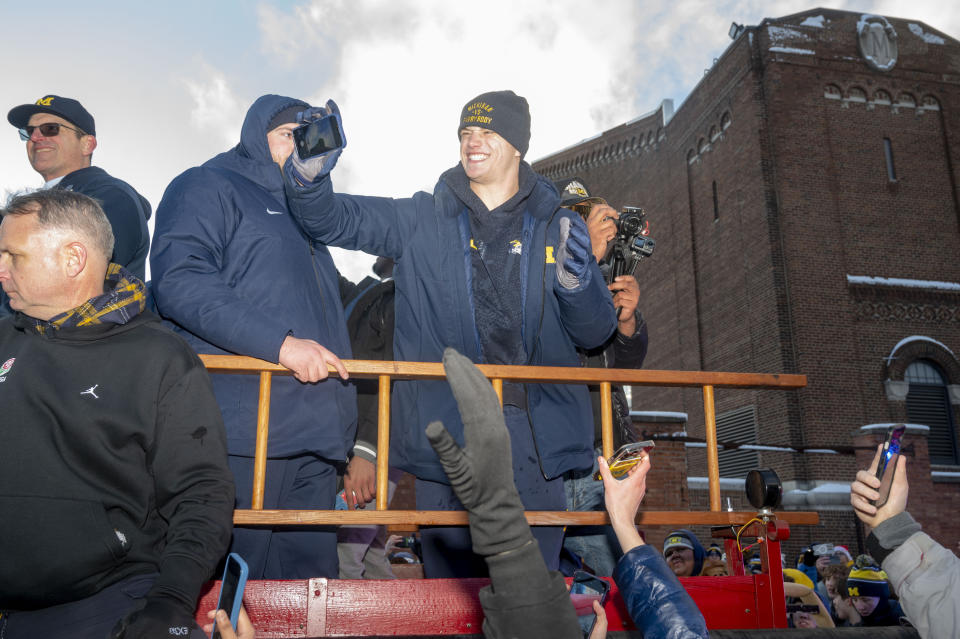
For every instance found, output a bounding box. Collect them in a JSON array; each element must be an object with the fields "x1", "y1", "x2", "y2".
[
  {"x1": 557, "y1": 178, "x2": 655, "y2": 283},
  {"x1": 607, "y1": 206, "x2": 655, "y2": 281}
]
